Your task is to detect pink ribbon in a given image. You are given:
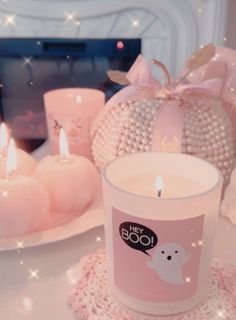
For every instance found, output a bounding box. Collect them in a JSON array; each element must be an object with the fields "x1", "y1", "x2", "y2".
[
  {"x1": 174, "y1": 78, "x2": 224, "y2": 97},
  {"x1": 126, "y1": 54, "x2": 161, "y2": 88},
  {"x1": 152, "y1": 78, "x2": 224, "y2": 153},
  {"x1": 180, "y1": 59, "x2": 234, "y2": 104}
]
